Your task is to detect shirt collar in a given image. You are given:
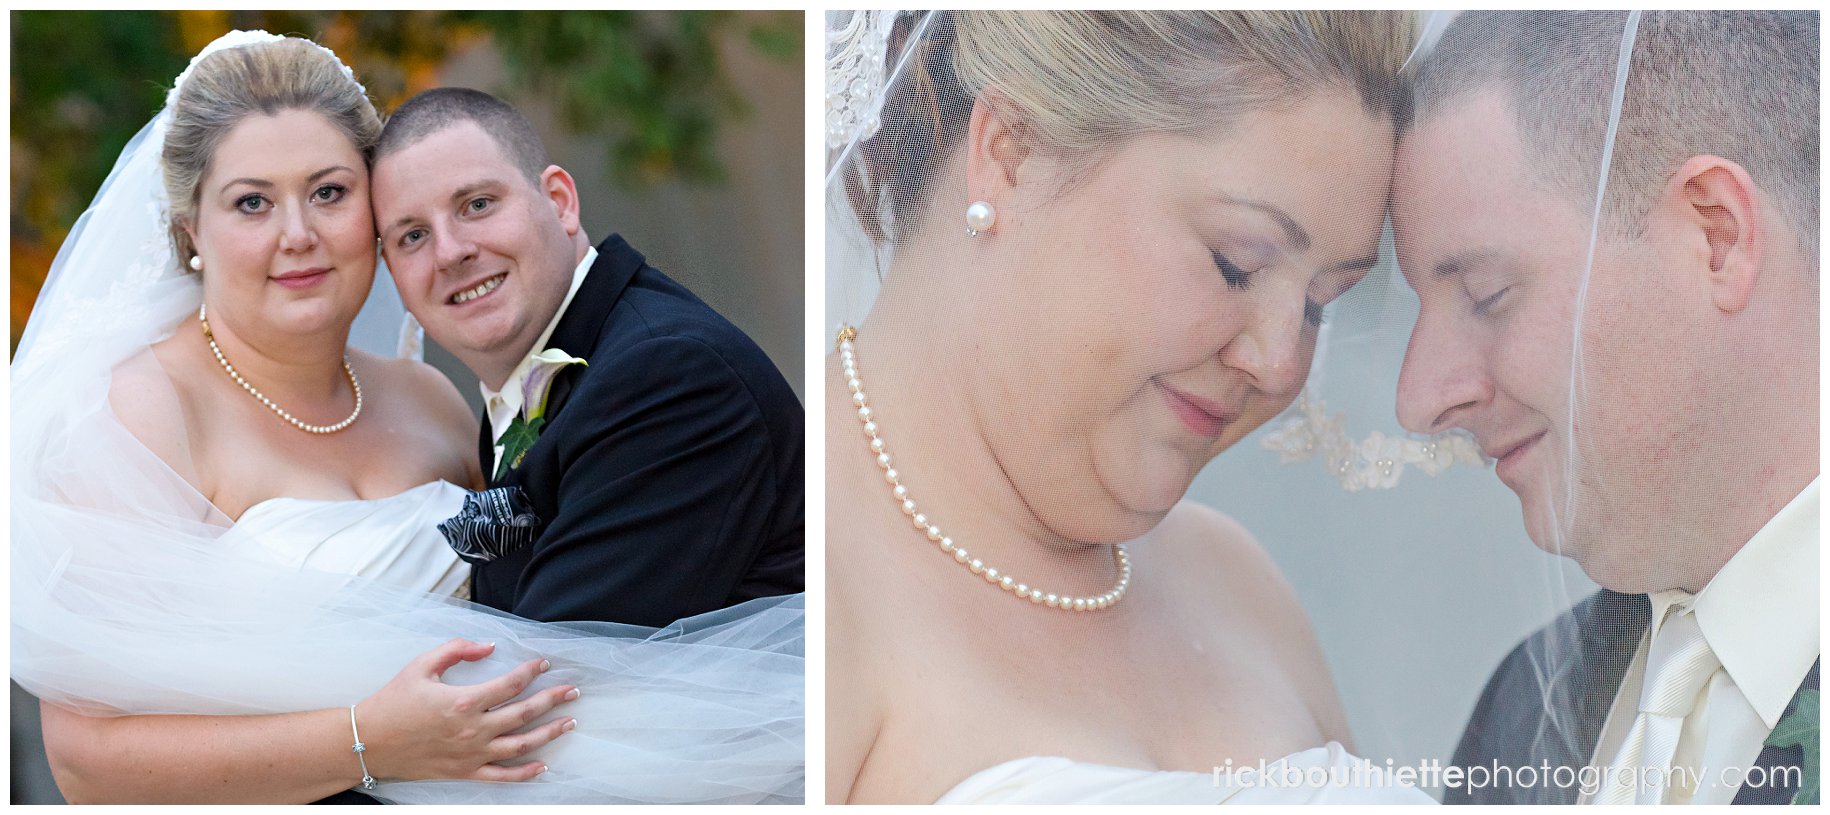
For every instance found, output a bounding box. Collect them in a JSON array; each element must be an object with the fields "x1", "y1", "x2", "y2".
[
  {"x1": 481, "y1": 246, "x2": 596, "y2": 445},
  {"x1": 1691, "y1": 476, "x2": 1820, "y2": 727}
]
